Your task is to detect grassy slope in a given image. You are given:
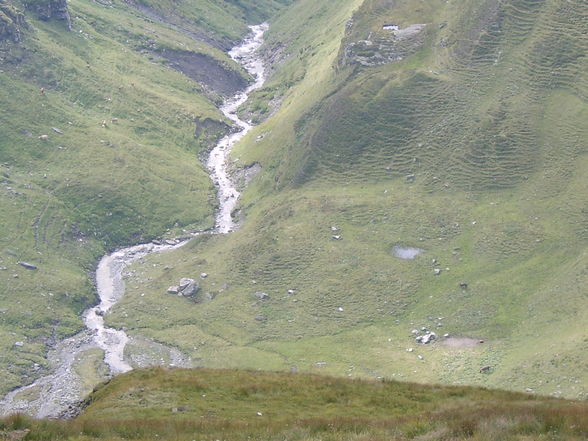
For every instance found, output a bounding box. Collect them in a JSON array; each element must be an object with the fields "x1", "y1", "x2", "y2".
[
  {"x1": 131, "y1": 0, "x2": 295, "y2": 46},
  {"x1": 0, "y1": 0, "x2": 297, "y2": 395},
  {"x1": 109, "y1": 0, "x2": 588, "y2": 399},
  {"x1": 2, "y1": 368, "x2": 588, "y2": 440}
]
